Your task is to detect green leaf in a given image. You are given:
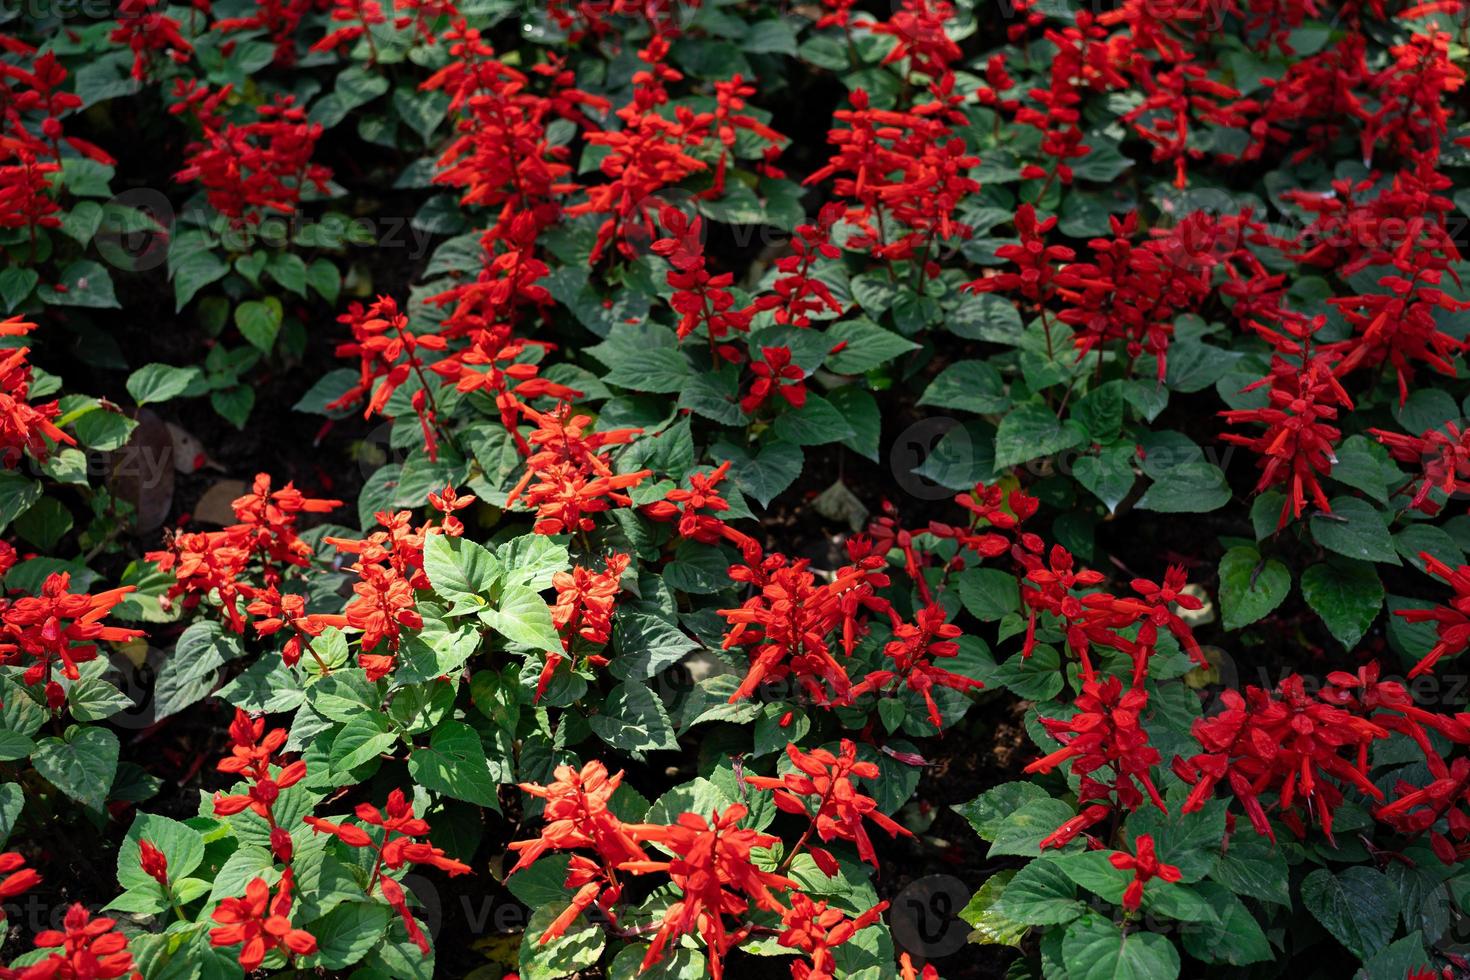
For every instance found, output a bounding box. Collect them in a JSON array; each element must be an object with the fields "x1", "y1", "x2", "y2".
[
  {"x1": 126, "y1": 363, "x2": 200, "y2": 406},
  {"x1": 172, "y1": 249, "x2": 229, "y2": 311},
  {"x1": 1061, "y1": 913, "x2": 1179, "y2": 980},
  {"x1": 1074, "y1": 444, "x2": 1137, "y2": 514},
  {"x1": 39, "y1": 261, "x2": 119, "y2": 308},
  {"x1": 995, "y1": 859, "x2": 1085, "y2": 926},
  {"x1": 0, "y1": 783, "x2": 21, "y2": 847},
  {"x1": 1301, "y1": 866, "x2": 1398, "y2": 960},
  {"x1": 773, "y1": 394, "x2": 856, "y2": 446},
  {"x1": 330, "y1": 713, "x2": 398, "y2": 772},
  {"x1": 824, "y1": 320, "x2": 918, "y2": 374},
  {"x1": 234, "y1": 298, "x2": 283, "y2": 352},
  {"x1": 408, "y1": 721, "x2": 499, "y2": 808},
  {"x1": 306, "y1": 902, "x2": 392, "y2": 971},
  {"x1": 1179, "y1": 882, "x2": 1272, "y2": 965},
  {"x1": 118, "y1": 813, "x2": 204, "y2": 891},
  {"x1": 519, "y1": 903, "x2": 604, "y2": 980},
  {"x1": 919, "y1": 360, "x2": 1011, "y2": 414},
  {"x1": 0, "y1": 473, "x2": 39, "y2": 532},
  {"x1": 424, "y1": 533, "x2": 499, "y2": 615},
  {"x1": 489, "y1": 583, "x2": 560, "y2": 651},
  {"x1": 15, "y1": 497, "x2": 72, "y2": 552},
  {"x1": 710, "y1": 437, "x2": 803, "y2": 509},
  {"x1": 1217, "y1": 546, "x2": 1290, "y2": 630},
  {"x1": 1136, "y1": 463, "x2": 1231, "y2": 513},
  {"x1": 993, "y1": 400, "x2": 1086, "y2": 470},
  {"x1": 590, "y1": 682, "x2": 678, "y2": 758},
  {"x1": 948, "y1": 293, "x2": 1023, "y2": 344},
  {"x1": 1301, "y1": 561, "x2": 1383, "y2": 648},
  {"x1": 829, "y1": 386, "x2": 881, "y2": 462},
  {"x1": 988, "y1": 798, "x2": 1082, "y2": 857},
  {"x1": 589, "y1": 321, "x2": 690, "y2": 393},
  {"x1": 957, "y1": 567, "x2": 1019, "y2": 622},
  {"x1": 1208, "y1": 831, "x2": 1290, "y2": 906},
  {"x1": 1311, "y1": 497, "x2": 1400, "y2": 565},
  {"x1": 32, "y1": 725, "x2": 118, "y2": 811}
]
